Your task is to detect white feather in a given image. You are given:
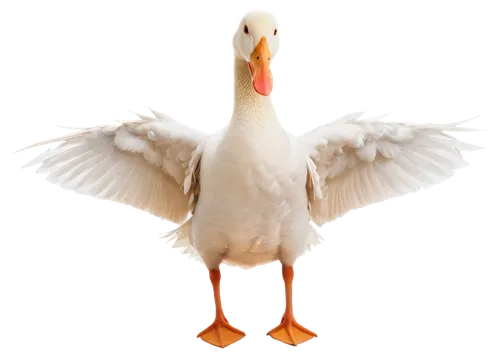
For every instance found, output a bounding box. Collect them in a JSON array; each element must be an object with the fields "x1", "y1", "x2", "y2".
[
  {"x1": 302, "y1": 114, "x2": 480, "y2": 226},
  {"x1": 21, "y1": 110, "x2": 205, "y2": 224}
]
